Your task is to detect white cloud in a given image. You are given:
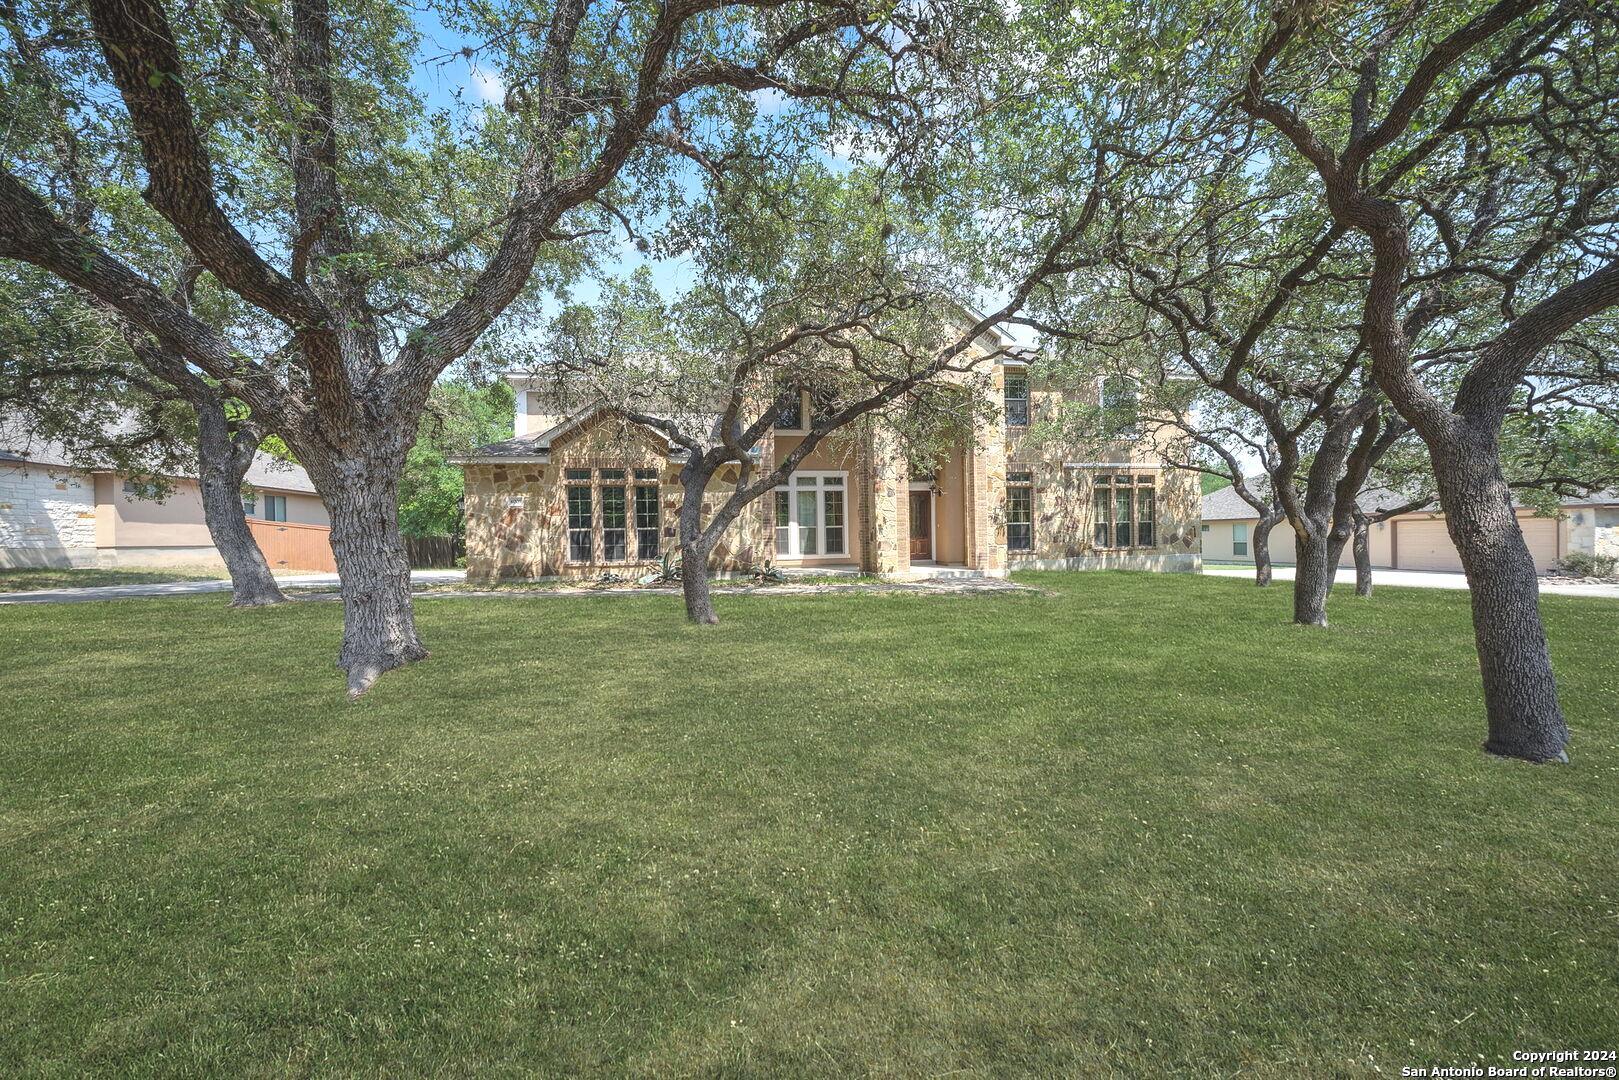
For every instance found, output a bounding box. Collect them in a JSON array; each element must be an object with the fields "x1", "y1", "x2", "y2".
[
  {"x1": 750, "y1": 88, "x2": 789, "y2": 114},
  {"x1": 468, "y1": 64, "x2": 506, "y2": 104},
  {"x1": 827, "y1": 129, "x2": 892, "y2": 166}
]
